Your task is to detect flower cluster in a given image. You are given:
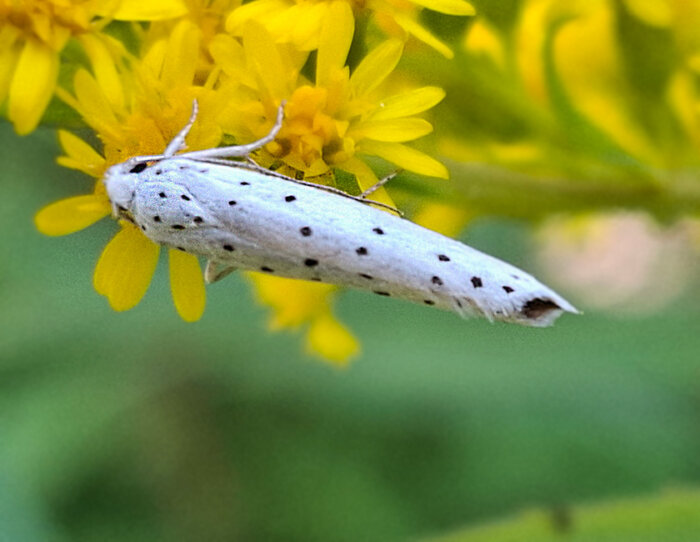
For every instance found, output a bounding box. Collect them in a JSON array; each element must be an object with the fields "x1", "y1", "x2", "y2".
[
  {"x1": 7, "y1": 0, "x2": 699, "y2": 362},
  {"x1": 9, "y1": 0, "x2": 474, "y2": 364}
]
